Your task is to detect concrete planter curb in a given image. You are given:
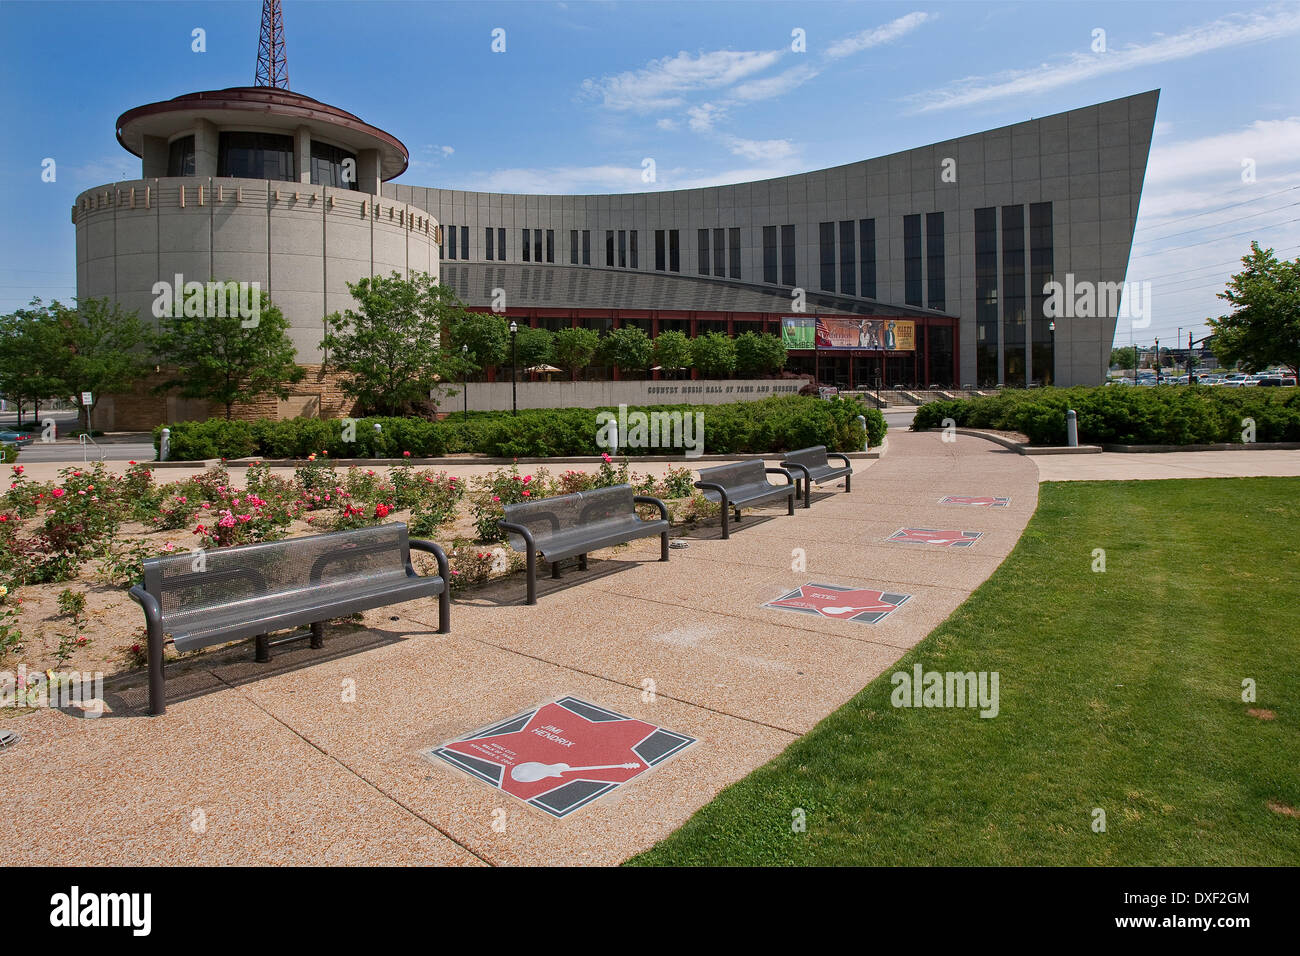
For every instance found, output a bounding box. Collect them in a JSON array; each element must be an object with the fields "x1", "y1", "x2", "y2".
[
  {"x1": 921, "y1": 428, "x2": 1102, "y2": 455},
  {"x1": 1100, "y1": 441, "x2": 1300, "y2": 453},
  {"x1": 152, "y1": 443, "x2": 886, "y2": 469}
]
